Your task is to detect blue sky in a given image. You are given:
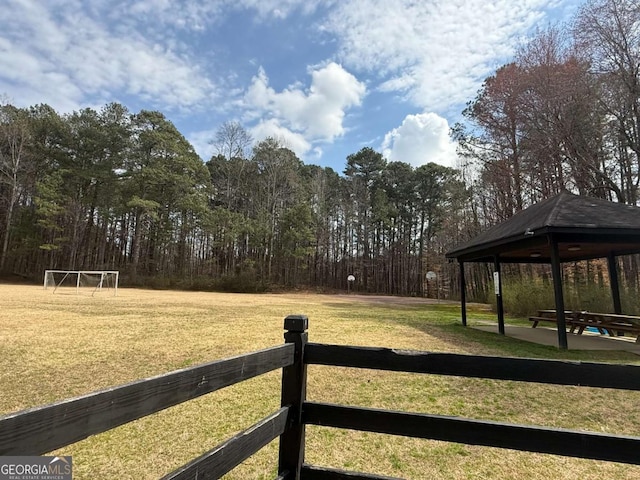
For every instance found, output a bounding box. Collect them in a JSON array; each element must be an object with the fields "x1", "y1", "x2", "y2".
[{"x1": 0, "y1": 0, "x2": 583, "y2": 173}]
